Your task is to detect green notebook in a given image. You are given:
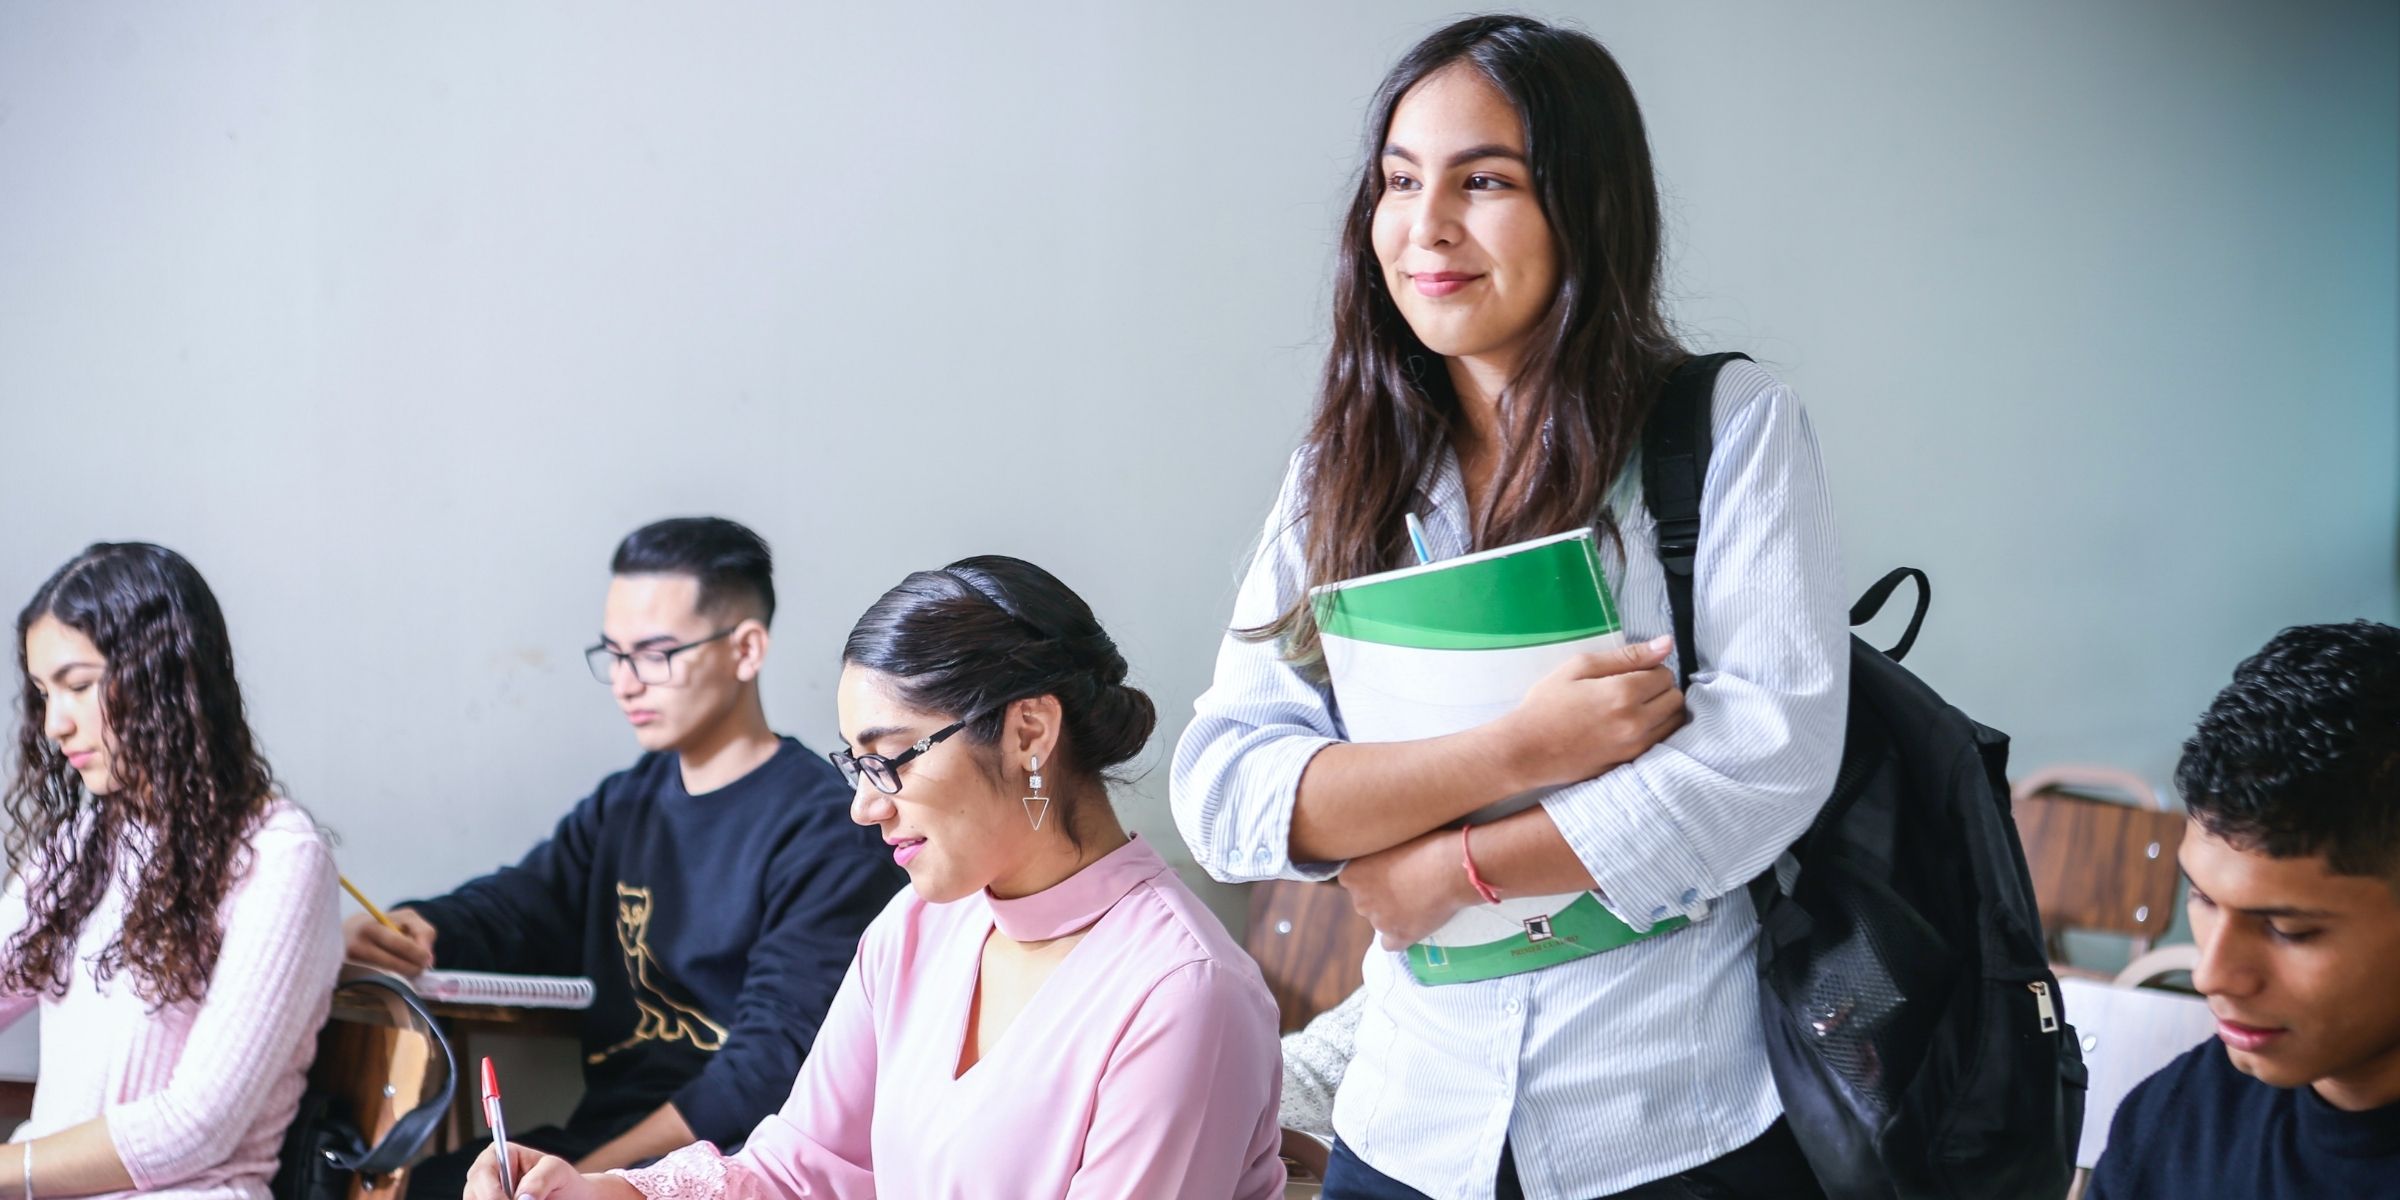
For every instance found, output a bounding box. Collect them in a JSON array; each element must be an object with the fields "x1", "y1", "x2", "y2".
[{"x1": 1311, "y1": 529, "x2": 1688, "y2": 985}]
